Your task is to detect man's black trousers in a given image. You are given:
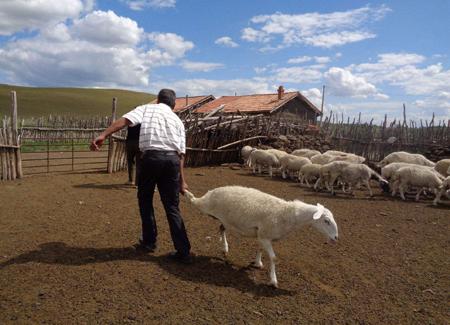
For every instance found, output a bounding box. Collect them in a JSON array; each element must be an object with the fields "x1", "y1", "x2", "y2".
[{"x1": 137, "y1": 151, "x2": 191, "y2": 256}]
